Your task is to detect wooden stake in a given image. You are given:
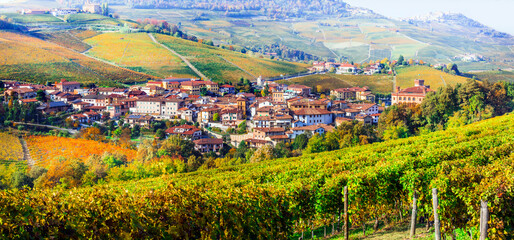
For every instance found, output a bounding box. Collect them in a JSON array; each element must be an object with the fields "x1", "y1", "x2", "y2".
[
  {"x1": 410, "y1": 191, "x2": 417, "y2": 238},
  {"x1": 480, "y1": 200, "x2": 489, "y2": 240},
  {"x1": 432, "y1": 188, "x2": 441, "y2": 240},
  {"x1": 344, "y1": 186, "x2": 349, "y2": 240}
]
